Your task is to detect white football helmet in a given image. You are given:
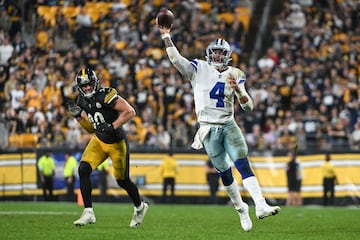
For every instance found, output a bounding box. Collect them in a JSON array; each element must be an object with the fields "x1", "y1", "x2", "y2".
[{"x1": 205, "y1": 38, "x2": 232, "y2": 68}]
